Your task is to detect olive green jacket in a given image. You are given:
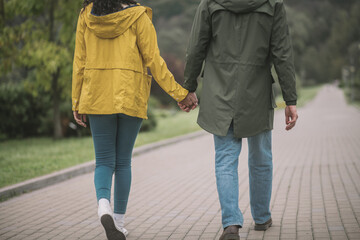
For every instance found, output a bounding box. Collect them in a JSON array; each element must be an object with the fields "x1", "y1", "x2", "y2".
[{"x1": 184, "y1": 0, "x2": 297, "y2": 138}]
